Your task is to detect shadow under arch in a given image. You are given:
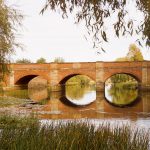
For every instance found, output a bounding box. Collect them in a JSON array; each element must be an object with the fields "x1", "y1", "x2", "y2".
[
  {"x1": 15, "y1": 75, "x2": 38, "y2": 87},
  {"x1": 104, "y1": 72, "x2": 140, "y2": 107},
  {"x1": 59, "y1": 96, "x2": 96, "y2": 107}
]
